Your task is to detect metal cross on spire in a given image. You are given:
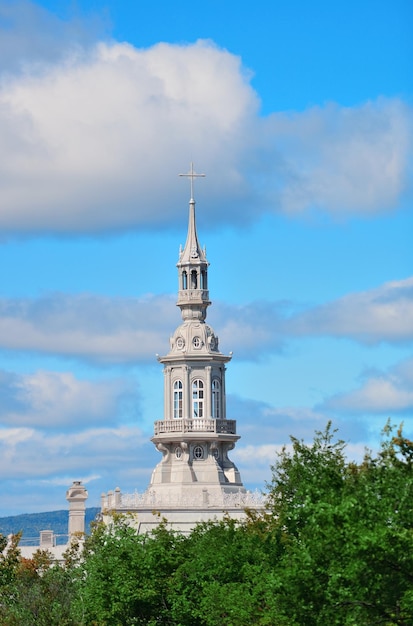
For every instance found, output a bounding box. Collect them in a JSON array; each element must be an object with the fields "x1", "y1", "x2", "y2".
[{"x1": 179, "y1": 162, "x2": 205, "y2": 201}]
